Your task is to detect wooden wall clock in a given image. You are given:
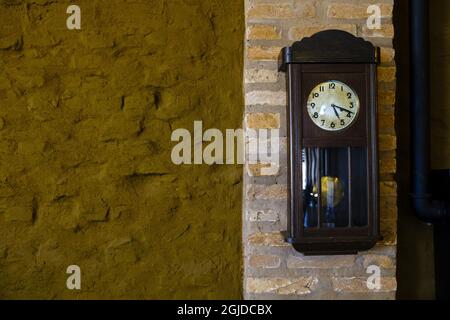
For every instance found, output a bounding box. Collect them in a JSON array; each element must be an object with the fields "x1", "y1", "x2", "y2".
[{"x1": 279, "y1": 30, "x2": 381, "y2": 255}]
